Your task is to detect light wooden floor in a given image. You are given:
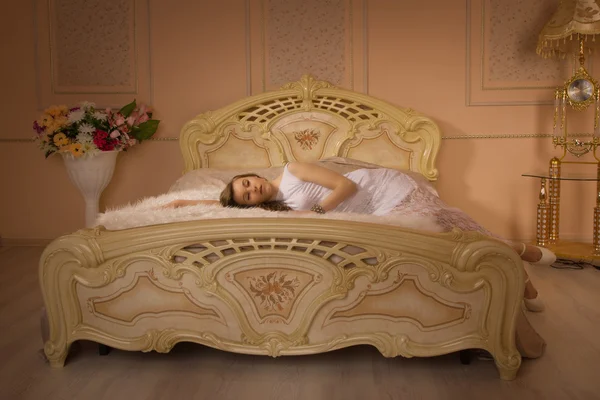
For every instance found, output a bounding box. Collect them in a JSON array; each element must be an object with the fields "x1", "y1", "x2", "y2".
[{"x1": 1, "y1": 245, "x2": 599, "y2": 400}]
